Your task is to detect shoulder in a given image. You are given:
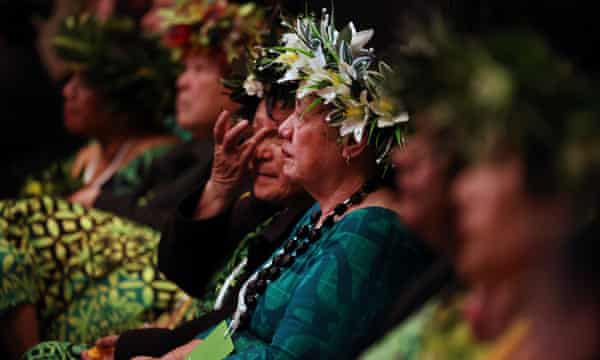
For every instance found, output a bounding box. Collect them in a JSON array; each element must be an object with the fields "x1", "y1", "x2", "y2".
[
  {"x1": 335, "y1": 207, "x2": 405, "y2": 239},
  {"x1": 330, "y1": 207, "x2": 424, "y2": 256}
]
